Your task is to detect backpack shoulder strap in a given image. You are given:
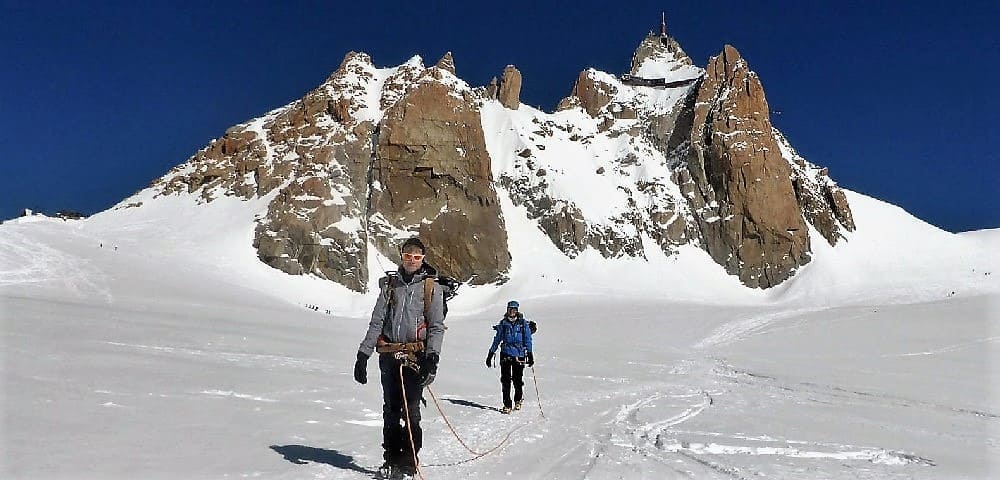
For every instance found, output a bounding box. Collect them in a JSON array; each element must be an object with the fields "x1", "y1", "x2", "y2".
[
  {"x1": 379, "y1": 271, "x2": 399, "y2": 334},
  {"x1": 422, "y1": 276, "x2": 435, "y2": 320},
  {"x1": 382, "y1": 273, "x2": 398, "y2": 298}
]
